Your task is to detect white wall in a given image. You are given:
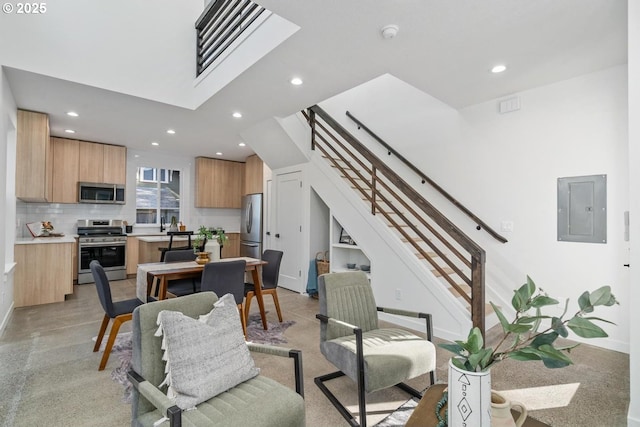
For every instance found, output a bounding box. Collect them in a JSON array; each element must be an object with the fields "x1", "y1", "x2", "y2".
[
  {"x1": 318, "y1": 68, "x2": 629, "y2": 352},
  {"x1": 627, "y1": 1, "x2": 639, "y2": 425},
  {"x1": 1, "y1": 67, "x2": 17, "y2": 335}
]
